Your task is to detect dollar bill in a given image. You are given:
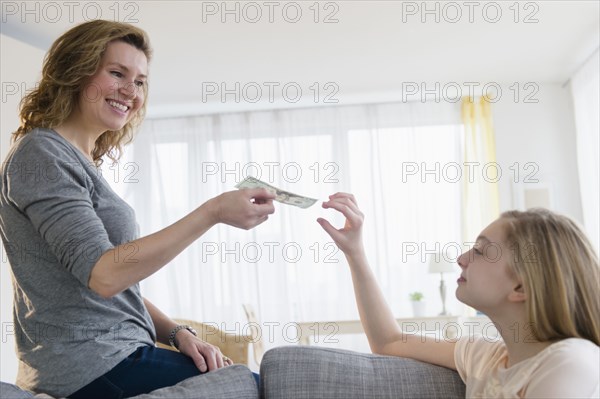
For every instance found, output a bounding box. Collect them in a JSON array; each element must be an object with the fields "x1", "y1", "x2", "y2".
[{"x1": 235, "y1": 176, "x2": 318, "y2": 209}]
